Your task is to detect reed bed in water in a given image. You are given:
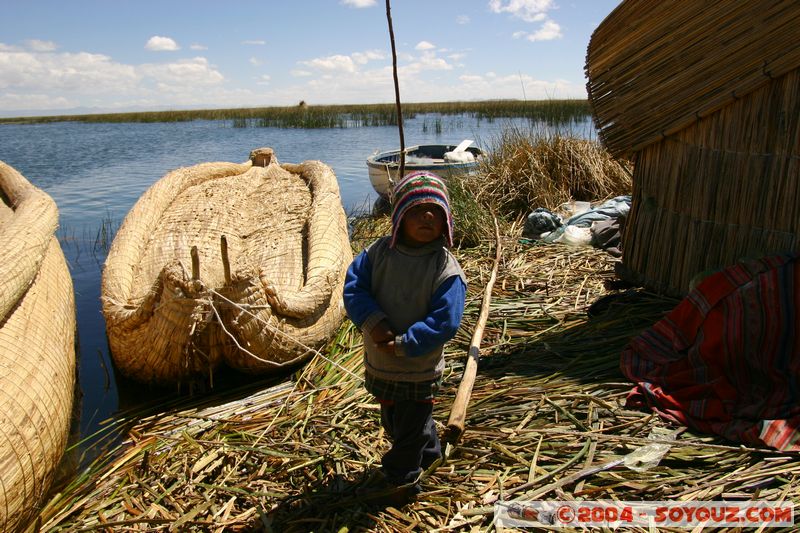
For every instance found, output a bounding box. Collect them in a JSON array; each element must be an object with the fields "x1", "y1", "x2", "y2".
[
  {"x1": 34, "y1": 218, "x2": 800, "y2": 531},
  {"x1": 0, "y1": 99, "x2": 590, "y2": 128}
]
